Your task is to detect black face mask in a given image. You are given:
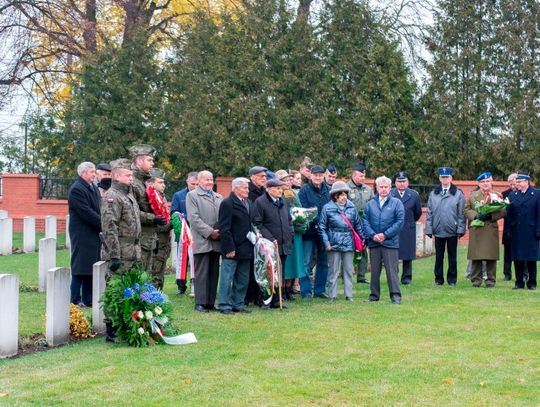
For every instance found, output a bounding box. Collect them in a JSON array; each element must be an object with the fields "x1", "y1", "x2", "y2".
[{"x1": 98, "y1": 178, "x2": 112, "y2": 190}]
